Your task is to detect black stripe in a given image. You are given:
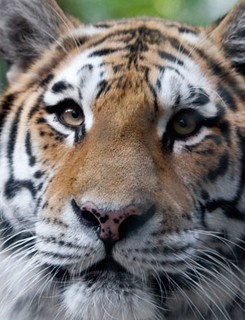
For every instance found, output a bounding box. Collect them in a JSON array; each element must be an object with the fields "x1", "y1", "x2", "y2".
[
  {"x1": 4, "y1": 101, "x2": 37, "y2": 201},
  {"x1": 28, "y1": 105, "x2": 41, "y2": 119},
  {"x1": 194, "y1": 48, "x2": 245, "y2": 104},
  {"x1": 34, "y1": 170, "x2": 45, "y2": 179},
  {"x1": 39, "y1": 250, "x2": 81, "y2": 260},
  {"x1": 0, "y1": 218, "x2": 34, "y2": 250},
  {"x1": 89, "y1": 48, "x2": 119, "y2": 57},
  {"x1": 40, "y1": 74, "x2": 54, "y2": 87},
  {"x1": 36, "y1": 117, "x2": 46, "y2": 124},
  {"x1": 155, "y1": 65, "x2": 185, "y2": 79},
  {"x1": 94, "y1": 23, "x2": 111, "y2": 28},
  {"x1": 217, "y1": 84, "x2": 237, "y2": 111},
  {"x1": 74, "y1": 124, "x2": 86, "y2": 143},
  {"x1": 0, "y1": 93, "x2": 17, "y2": 133},
  {"x1": 188, "y1": 86, "x2": 210, "y2": 106},
  {"x1": 158, "y1": 51, "x2": 184, "y2": 66},
  {"x1": 40, "y1": 236, "x2": 81, "y2": 249},
  {"x1": 205, "y1": 200, "x2": 245, "y2": 221},
  {"x1": 4, "y1": 177, "x2": 36, "y2": 199},
  {"x1": 168, "y1": 37, "x2": 192, "y2": 57},
  {"x1": 149, "y1": 84, "x2": 159, "y2": 112},
  {"x1": 25, "y1": 131, "x2": 36, "y2": 166},
  {"x1": 207, "y1": 152, "x2": 229, "y2": 181},
  {"x1": 43, "y1": 217, "x2": 68, "y2": 228},
  {"x1": 234, "y1": 130, "x2": 245, "y2": 202},
  {"x1": 7, "y1": 106, "x2": 23, "y2": 169},
  {"x1": 178, "y1": 26, "x2": 199, "y2": 35},
  {"x1": 91, "y1": 28, "x2": 161, "y2": 47},
  {"x1": 51, "y1": 81, "x2": 73, "y2": 93},
  {"x1": 166, "y1": 23, "x2": 199, "y2": 35},
  {"x1": 96, "y1": 80, "x2": 109, "y2": 99},
  {"x1": 218, "y1": 120, "x2": 231, "y2": 145},
  {"x1": 186, "y1": 146, "x2": 214, "y2": 155},
  {"x1": 113, "y1": 64, "x2": 124, "y2": 73},
  {"x1": 62, "y1": 36, "x2": 88, "y2": 51}
]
